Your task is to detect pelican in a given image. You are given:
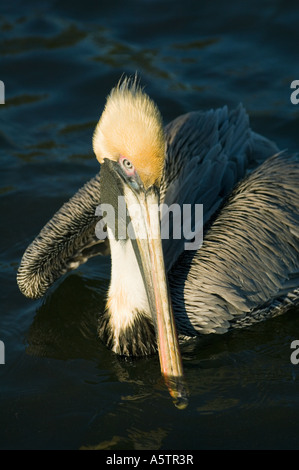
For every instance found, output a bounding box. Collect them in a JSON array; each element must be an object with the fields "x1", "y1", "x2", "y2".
[{"x1": 17, "y1": 77, "x2": 299, "y2": 408}]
